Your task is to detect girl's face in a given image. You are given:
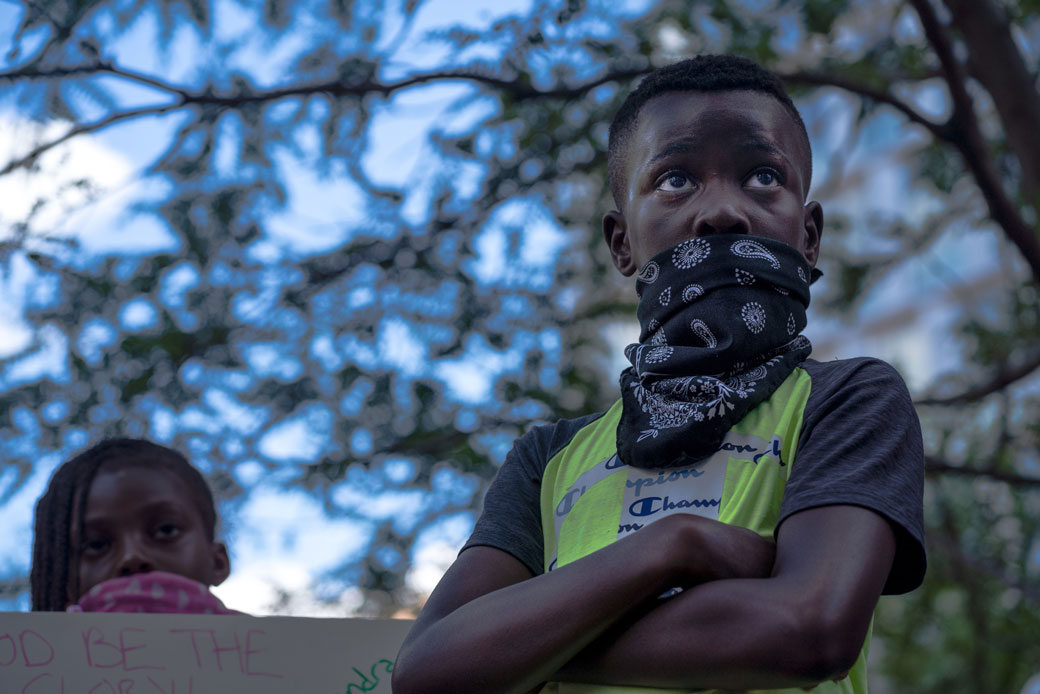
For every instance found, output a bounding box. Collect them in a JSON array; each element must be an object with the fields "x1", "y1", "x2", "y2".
[{"x1": 75, "y1": 464, "x2": 230, "y2": 601}]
